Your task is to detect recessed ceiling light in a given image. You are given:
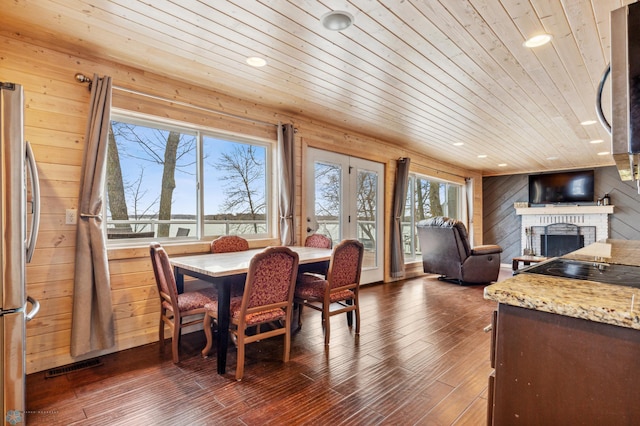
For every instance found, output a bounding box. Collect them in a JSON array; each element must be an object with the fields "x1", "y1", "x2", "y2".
[
  {"x1": 581, "y1": 120, "x2": 597, "y2": 126},
  {"x1": 246, "y1": 57, "x2": 267, "y2": 67},
  {"x1": 498, "y1": 163, "x2": 507, "y2": 167},
  {"x1": 452, "y1": 142, "x2": 464, "y2": 146},
  {"x1": 590, "y1": 139, "x2": 604, "y2": 144},
  {"x1": 597, "y1": 151, "x2": 610, "y2": 156},
  {"x1": 523, "y1": 34, "x2": 552, "y2": 48},
  {"x1": 478, "y1": 154, "x2": 487, "y2": 158},
  {"x1": 321, "y1": 11, "x2": 354, "y2": 31}
]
